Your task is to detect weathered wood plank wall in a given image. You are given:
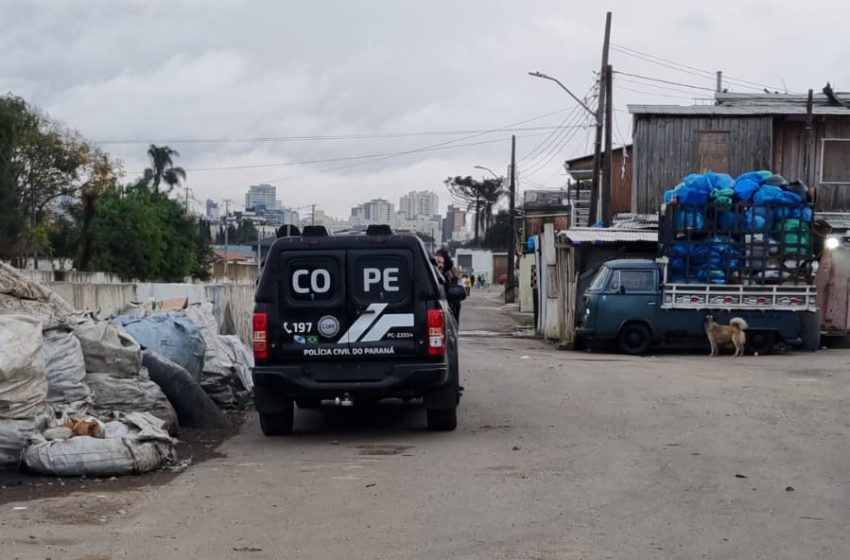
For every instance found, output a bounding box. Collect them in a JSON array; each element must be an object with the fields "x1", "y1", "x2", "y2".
[{"x1": 631, "y1": 116, "x2": 773, "y2": 213}]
